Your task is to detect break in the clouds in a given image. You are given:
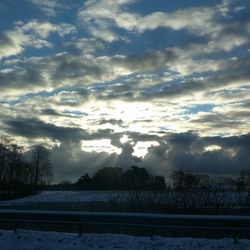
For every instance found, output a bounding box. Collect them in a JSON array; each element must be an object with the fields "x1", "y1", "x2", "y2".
[{"x1": 0, "y1": 0, "x2": 250, "y2": 182}]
